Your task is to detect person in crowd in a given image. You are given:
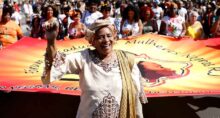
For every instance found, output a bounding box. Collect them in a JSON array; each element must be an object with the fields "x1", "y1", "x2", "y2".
[
  {"x1": 160, "y1": 0, "x2": 172, "y2": 16},
  {"x1": 151, "y1": 0, "x2": 163, "y2": 29},
  {"x1": 30, "y1": 15, "x2": 41, "y2": 38},
  {"x1": 81, "y1": 0, "x2": 102, "y2": 27},
  {"x1": 195, "y1": 2, "x2": 206, "y2": 22},
  {"x1": 211, "y1": 8, "x2": 220, "y2": 37},
  {"x1": 201, "y1": 3, "x2": 215, "y2": 38},
  {"x1": 152, "y1": 0, "x2": 164, "y2": 20},
  {"x1": 11, "y1": 5, "x2": 22, "y2": 26},
  {"x1": 141, "y1": 6, "x2": 158, "y2": 34},
  {"x1": 61, "y1": 0, "x2": 70, "y2": 12},
  {"x1": 12, "y1": 0, "x2": 20, "y2": 12},
  {"x1": 40, "y1": 5, "x2": 63, "y2": 40},
  {"x1": 0, "y1": 5, "x2": 23, "y2": 48},
  {"x1": 186, "y1": 11, "x2": 204, "y2": 40},
  {"x1": 99, "y1": 4, "x2": 115, "y2": 24},
  {"x1": 138, "y1": 1, "x2": 148, "y2": 18},
  {"x1": 120, "y1": 4, "x2": 143, "y2": 38},
  {"x1": 32, "y1": 0, "x2": 43, "y2": 16},
  {"x1": 177, "y1": 0, "x2": 187, "y2": 21},
  {"x1": 159, "y1": 2, "x2": 186, "y2": 39},
  {"x1": 64, "y1": 8, "x2": 74, "y2": 32},
  {"x1": 60, "y1": 3, "x2": 70, "y2": 36},
  {"x1": 41, "y1": 19, "x2": 147, "y2": 118},
  {"x1": 23, "y1": 0, "x2": 33, "y2": 24},
  {"x1": 76, "y1": 0, "x2": 86, "y2": 14},
  {"x1": 114, "y1": 1, "x2": 123, "y2": 38},
  {"x1": 99, "y1": 4, "x2": 124, "y2": 39},
  {"x1": 185, "y1": 1, "x2": 194, "y2": 22},
  {"x1": 68, "y1": 9, "x2": 86, "y2": 39}
]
